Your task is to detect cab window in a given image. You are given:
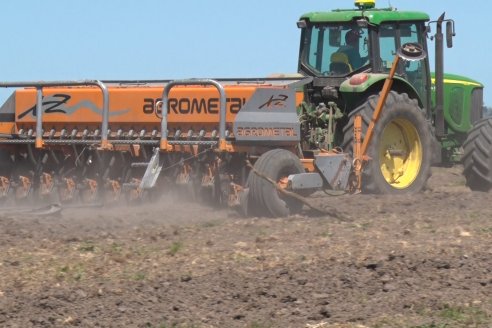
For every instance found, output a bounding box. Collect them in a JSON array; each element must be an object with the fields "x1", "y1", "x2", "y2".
[{"x1": 304, "y1": 24, "x2": 369, "y2": 77}]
